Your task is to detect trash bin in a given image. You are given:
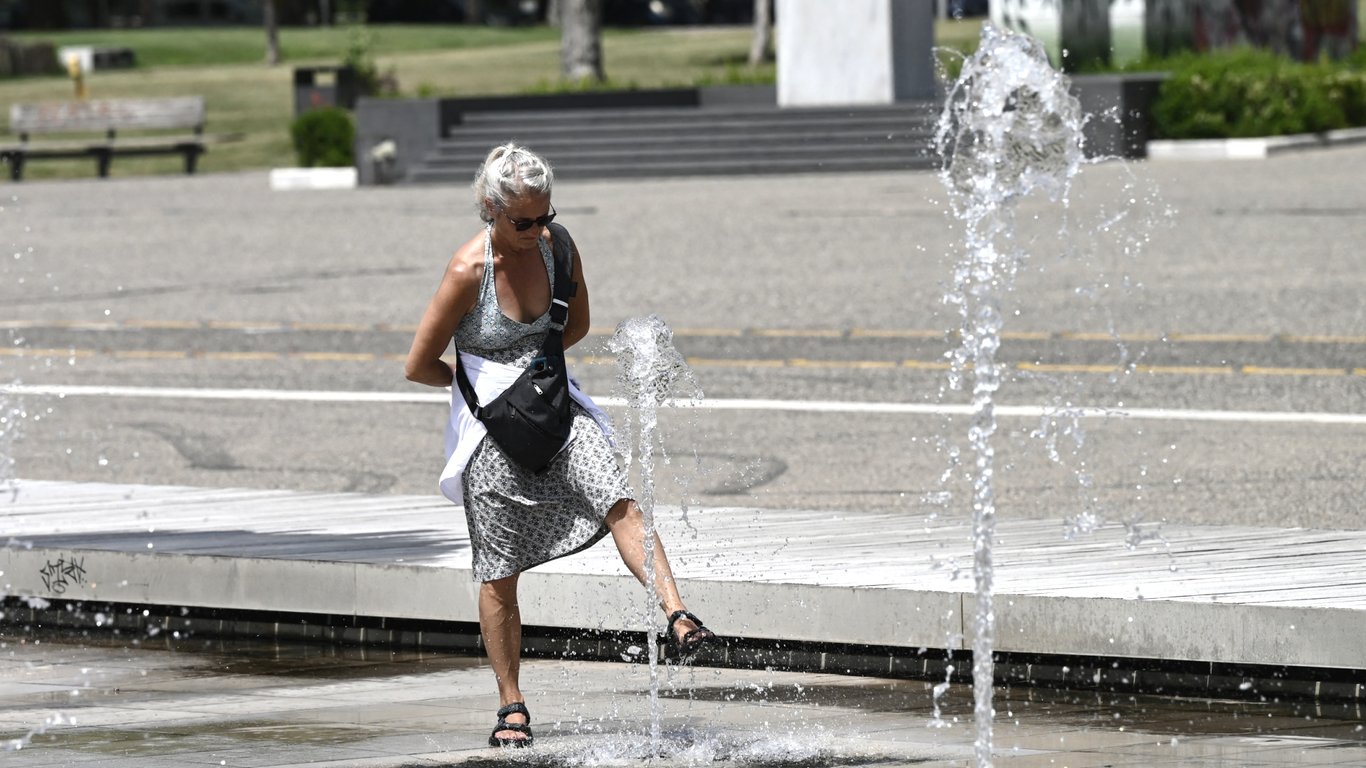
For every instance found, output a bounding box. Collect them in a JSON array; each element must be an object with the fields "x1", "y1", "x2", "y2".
[{"x1": 293, "y1": 66, "x2": 360, "y2": 115}]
